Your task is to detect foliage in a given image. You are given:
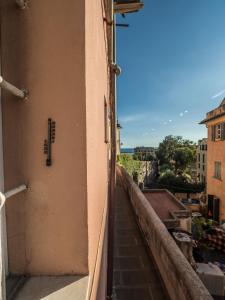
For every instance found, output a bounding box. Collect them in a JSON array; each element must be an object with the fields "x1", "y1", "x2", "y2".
[
  {"x1": 192, "y1": 217, "x2": 214, "y2": 240},
  {"x1": 133, "y1": 153, "x2": 154, "y2": 161},
  {"x1": 117, "y1": 154, "x2": 141, "y2": 177},
  {"x1": 158, "y1": 170, "x2": 204, "y2": 193},
  {"x1": 159, "y1": 163, "x2": 174, "y2": 173},
  {"x1": 174, "y1": 147, "x2": 195, "y2": 171},
  {"x1": 156, "y1": 135, "x2": 196, "y2": 172}
]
